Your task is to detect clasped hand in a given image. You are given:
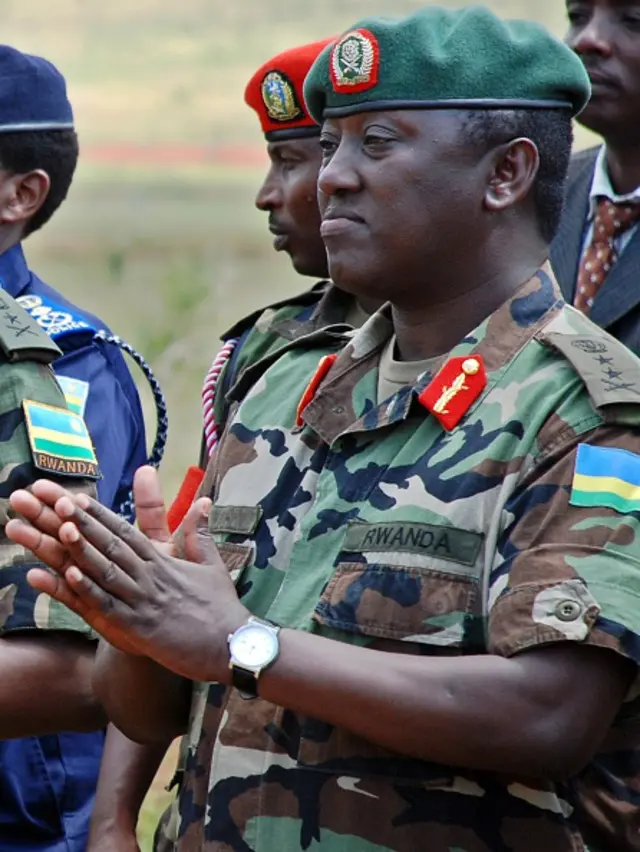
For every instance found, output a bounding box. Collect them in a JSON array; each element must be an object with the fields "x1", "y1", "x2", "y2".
[{"x1": 5, "y1": 468, "x2": 249, "y2": 684}]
